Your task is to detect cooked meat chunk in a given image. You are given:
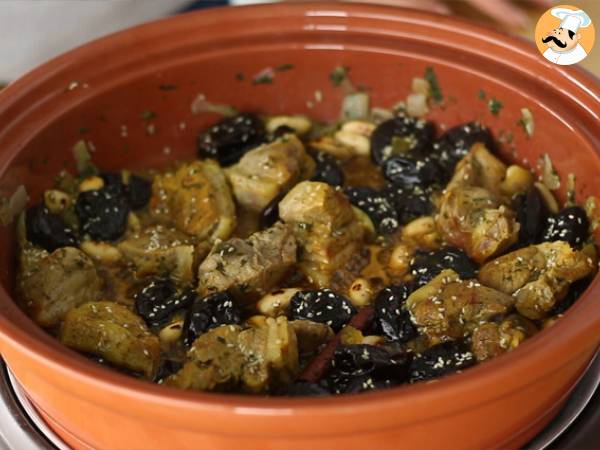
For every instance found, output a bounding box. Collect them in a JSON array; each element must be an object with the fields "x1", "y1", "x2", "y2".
[
  {"x1": 226, "y1": 135, "x2": 315, "y2": 212},
  {"x1": 197, "y1": 223, "x2": 297, "y2": 303},
  {"x1": 406, "y1": 269, "x2": 514, "y2": 343},
  {"x1": 59, "y1": 301, "x2": 160, "y2": 378},
  {"x1": 471, "y1": 315, "x2": 537, "y2": 361},
  {"x1": 446, "y1": 143, "x2": 507, "y2": 193},
  {"x1": 437, "y1": 186, "x2": 519, "y2": 263},
  {"x1": 166, "y1": 317, "x2": 299, "y2": 393},
  {"x1": 478, "y1": 241, "x2": 595, "y2": 319},
  {"x1": 279, "y1": 181, "x2": 365, "y2": 287},
  {"x1": 150, "y1": 160, "x2": 236, "y2": 241},
  {"x1": 18, "y1": 246, "x2": 102, "y2": 327},
  {"x1": 118, "y1": 225, "x2": 196, "y2": 286}
]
